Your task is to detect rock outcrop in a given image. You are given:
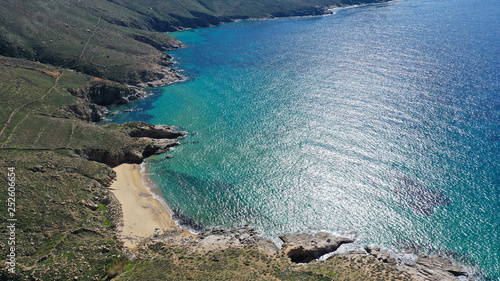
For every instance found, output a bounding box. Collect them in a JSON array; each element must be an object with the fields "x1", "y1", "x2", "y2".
[
  {"x1": 67, "y1": 82, "x2": 149, "y2": 106},
  {"x1": 197, "y1": 227, "x2": 280, "y2": 254},
  {"x1": 64, "y1": 103, "x2": 110, "y2": 122},
  {"x1": 365, "y1": 246, "x2": 469, "y2": 281},
  {"x1": 141, "y1": 226, "x2": 470, "y2": 280},
  {"x1": 133, "y1": 67, "x2": 185, "y2": 89},
  {"x1": 279, "y1": 232, "x2": 354, "y2": 263},
  {"x1": 151, "y1": 226, "x2": 280, "y2": 255},
  {"x1": 75, "y1": 122, "x2": 186, "y2": 166},
  {"x1": 125, "y1": 122, "x2": 187, "y2": 139},
  {"x1": 401, "y1": 254, "x2": 469, "y2": 281}
]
